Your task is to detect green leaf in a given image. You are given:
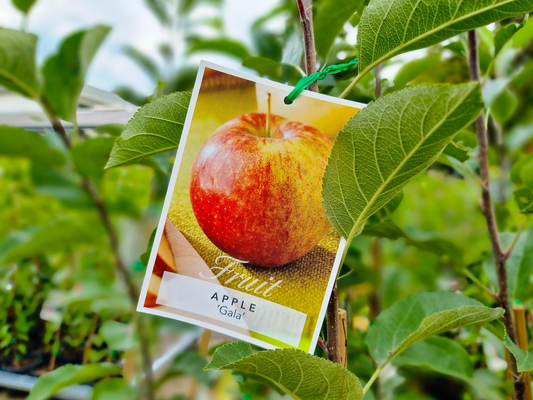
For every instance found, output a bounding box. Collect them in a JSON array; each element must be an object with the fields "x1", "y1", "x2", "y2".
[
  {"x1": 511, "y1": 155, "x2": 533, "y2": 213},
  {"x1": 12, "y1": 0, "x2": 37, "y2": 14},
  {"x1": 204, "y1": 341, "x2": 253, "y2": 369},
  {"x1": 27, "y1": 363, "x2": 122, "y2": 400},
  {"x1": 314, "y1": 0, "x2": 364, "y2": 61},
  {"x1": 490, "y1": 321, "x2": 533, "y2": 373},
  {"x1": 105, "y1": 91, "x2": 190, "y2": 168},
  {"x1": 30, "y1": 162, "x2": 93, "y2": 208},
  {"x1": 362, "y1": 221, "x2": 461, "y2": 261},
  {"x1": 443, "y1": 141, "x2": 470, "y2": 162},
  {"x1": 187, "y1": 38, "x2": 251, "y2": 60},
  {"x1": 444, "y1": 41, "x2": 467, "y2": 57},
  {"x1": 322, "y1": 83, "x2": 483, "y2": 242},
  {"x1": 482, "y1": 76, "x2": 514, "y2": 109},
  {"x1": 0, "y1": 28, "x2": 40, "y2": 98},
  {"x1": 0, "y1": 125, "x2": 65, "y2": 167},
  {"x1": 511, "y1": 155, "x2": 533, "y2": 186},
  {"x1": 205, "y1": 342, "x2": 363, "y2": 400},
  {"x1": 42, "y1": 25, "x2": 111, "y2": 122},
  {"x1": 514, "y1": 188, "x2": 533, "y2": 213},
  {"x1": 102, "y1": 165, "x2": 153, "y2": 217},
  {"x1": 367, "y1": 291, "x2": 504, "y2": 366},
  {"x1": 0, "y1": 218, "x2": 103, "y2": 264},
  {"x1": 392, "y1": 54, "x2": 441, "y2": 91},
  {"x1": 492, "y1": 88, "x2": 518, "y2": 124},
  {"x1": 243, "y1": 56, "x2": 283, "y2": 80},
  {"x1": 144, "y1": 0, "x2": 170, "y2": 26},
  {"x1": 98, "y1": 321, "x2": 133, "y2": 351},
  {"x1": 95, "y1": 123, "x2": 125, "y2": 137},
  {"x1": 355, "y1": 0, "x2": 533, "y2": 79},
  {"x1": 504, "y1": 334, "x2": 533, "y2": 372},
  {"x1": 140, "y1": 228, "x2": 156, "y2": 266},
  {"x1": 70, "y1": 136, "x2": 115, "y2": 184},
  {"x1": 252, "y1": 28, "x2": 282, "y2": 61},
  {"x1": 91, "y1": 378, "x2": 137, "y2": 400},
  {"x1": 158, "y1": 350, "x2": 210, "y2": 387},
  {"x1": 508, "y1": 226, "x2": 533, "y2": 302},
  {"x1": 281, "y1": 26, "x2": 303, "y2": 66},
  {"x1": 373, "y1": 191, "x2": 404, "y2": 220},
  {"x1": 494, "y1": 16, "x2": 528, "y2": 57},
  {"x1": 513, "y1": 16, "x2": 533, "y2": 47},
  {"x1": 505, "y1": 123, "x2": 533, "y2": 152},
  {"x1": 123, "y1": 45, "x2": 161, "y2": 82},
  {"x1": 394, "y1": 336, "x2": 474, "y2": 381}
]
